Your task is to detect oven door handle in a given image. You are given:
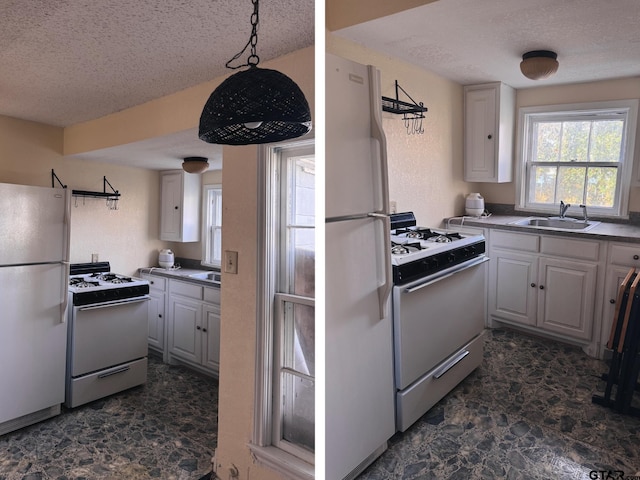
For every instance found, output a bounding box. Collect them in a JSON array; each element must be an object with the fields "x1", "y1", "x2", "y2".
[
  {"x1": 404, "y1": 256, "x2": 489, "y2": 294},
  {"x1": 369, "y1": 213, "x2": 392, "y2": 319},
  {"x1": 433, "y1": 349, "x2": 470, "y2": 379},
  {"x1": 78, "y1": 296, "x2": 150, "y2": 311}
]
